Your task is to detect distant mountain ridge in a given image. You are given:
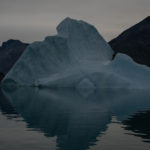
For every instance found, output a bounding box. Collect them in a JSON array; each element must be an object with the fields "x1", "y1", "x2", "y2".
[
  {"x1": 0, "y1": 39, "x2": 28, "y2": 80},
  {"x1": 109, "y1": 16, "x2": 150, "y2": 66}
]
